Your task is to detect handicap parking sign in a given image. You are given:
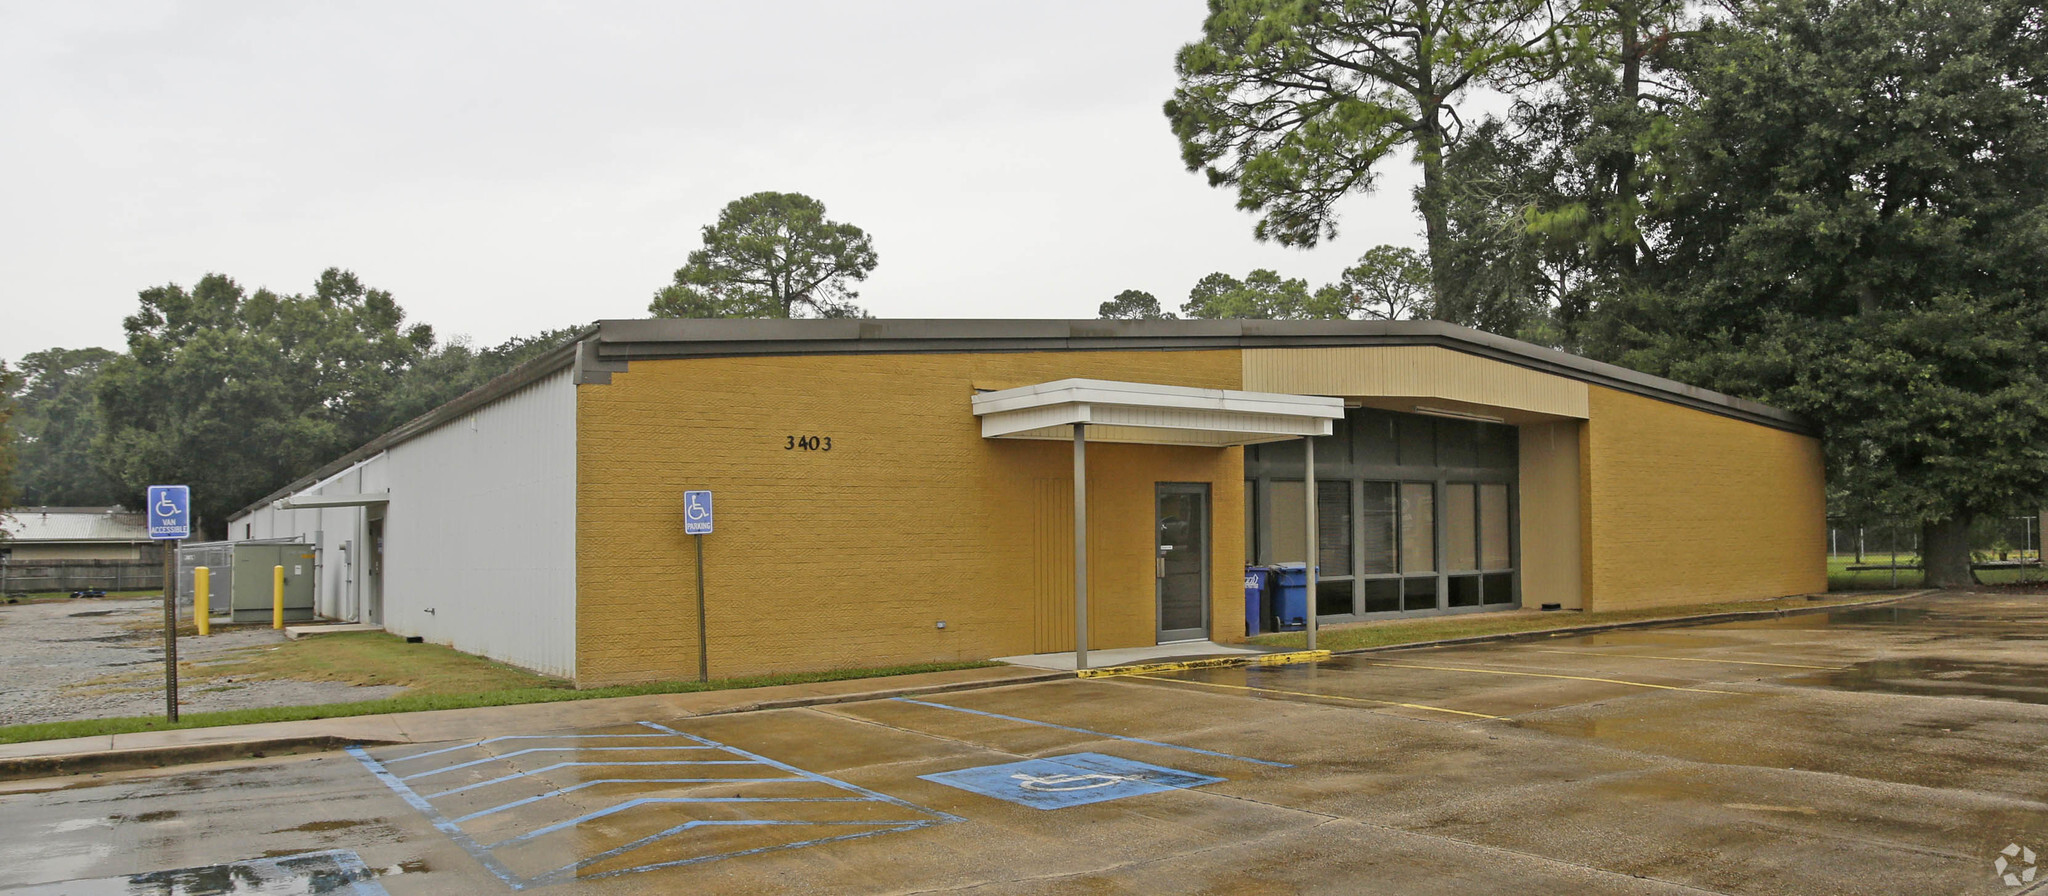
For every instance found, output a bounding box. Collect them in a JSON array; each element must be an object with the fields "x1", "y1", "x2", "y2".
[
  {"x1": 919, "y1": 752, "x2": 1223, "y2": 810},
  {"x1": 684, "y1": 490, "x2": 713, "y2": 535},
  {"x1": 147, "y1": 485, "x2": 191, "y2": 540}
]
